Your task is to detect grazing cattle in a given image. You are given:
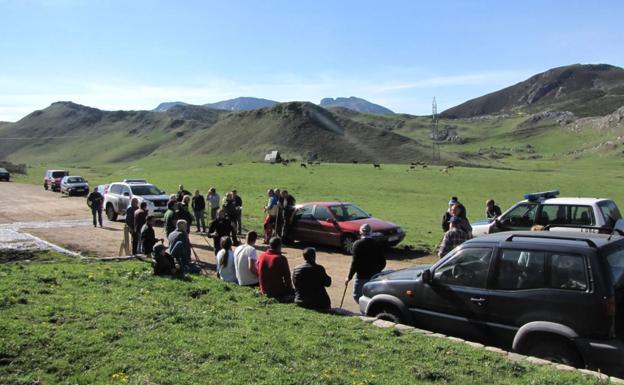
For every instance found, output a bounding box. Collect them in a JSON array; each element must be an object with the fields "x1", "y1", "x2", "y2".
[
  {"x1": 441, "y1": 167, "x2": 449, "y2": 174},
  {"x1": 373, "y1": 164, "x2": 381, "y2": 169},
  {"x1": 409, "y1": 165, "x2": 416, "y2": 169},
  {"x1": 447, "y1": 164, "x2": 455, "y2": 169},
  {"x1": 300, "y1": 163, "x2": 307, "y2": 168},
  {"x1": 282, "y1": 161, "x2": 289, "y2": 166},
  {"x1": 422, "y1": 164, "x2": 428, "y2": 169},
  {"x1": 352, "y1": 160, "x2": 358, "y2": 164},
  {"x1": 315, "y1": 162, "x2": 321, "y2": 165},
  {"x1": 216, "y1": 162, "x2": 223, "y2": 167},
  {"x1": 410, "y1": 162, "x2": 417, "y2": 166}
]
